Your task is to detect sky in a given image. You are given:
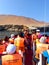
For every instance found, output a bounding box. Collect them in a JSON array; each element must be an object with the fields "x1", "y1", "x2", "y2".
[{"x1": 0, "y1": 0, "x2": 49, "y2": 22}]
